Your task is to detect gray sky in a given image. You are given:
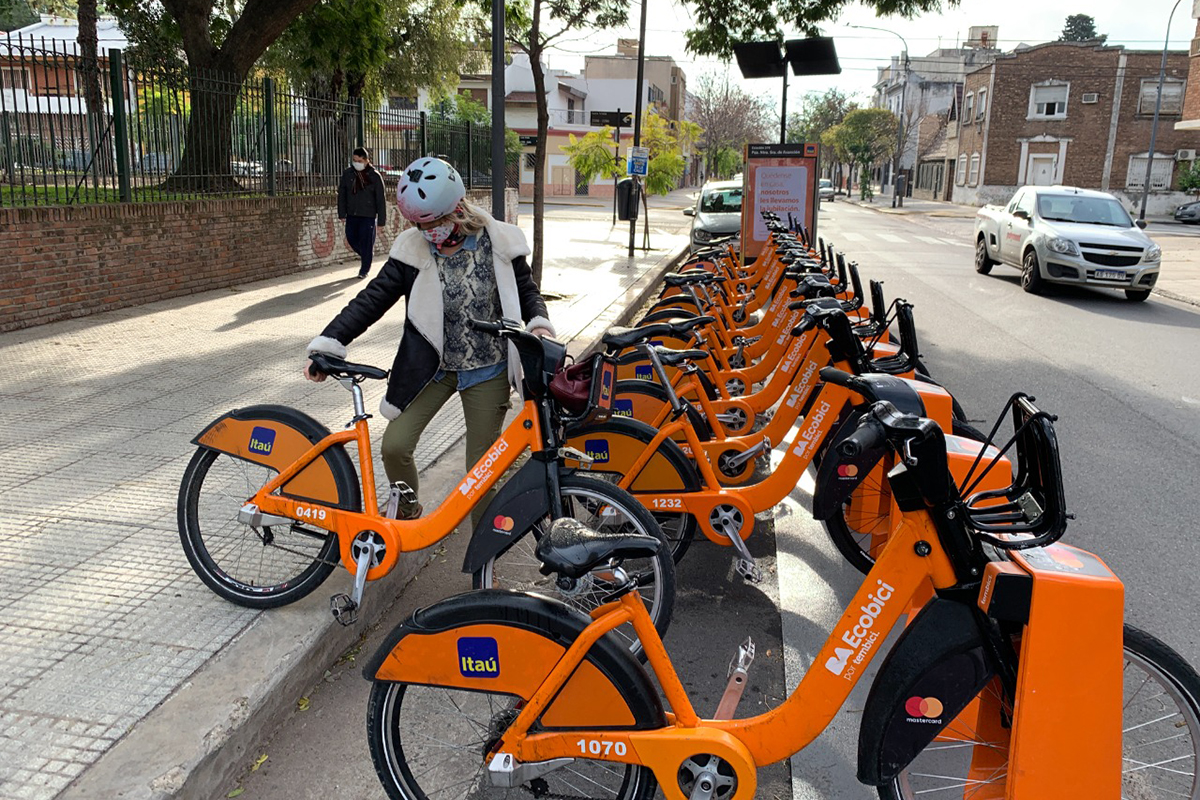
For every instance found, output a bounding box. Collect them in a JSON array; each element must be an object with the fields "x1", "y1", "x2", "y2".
[{"x1": 540, "y1": 0, "x2": 1197, "y2": 114}]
